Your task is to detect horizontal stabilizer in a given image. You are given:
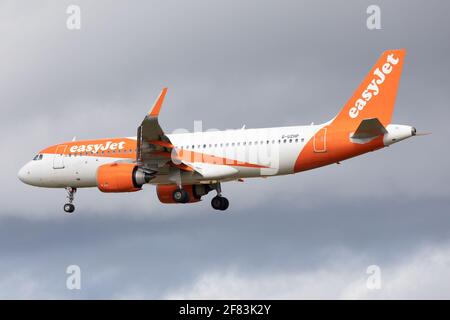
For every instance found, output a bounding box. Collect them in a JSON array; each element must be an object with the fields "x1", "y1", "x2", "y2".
[{"x1": 351, "y1": 118, "x2": 387, "y2": 140}]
